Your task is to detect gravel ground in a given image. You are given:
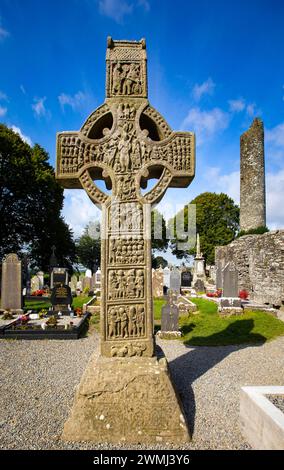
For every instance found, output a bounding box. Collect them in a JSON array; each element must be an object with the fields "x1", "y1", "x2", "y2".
[
  {"x1": 0, "y1": 331, "x2": 284, "y2": 450},
  {"x1": 267, "y1": 395, "x2": 284, "y2": 413}
]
